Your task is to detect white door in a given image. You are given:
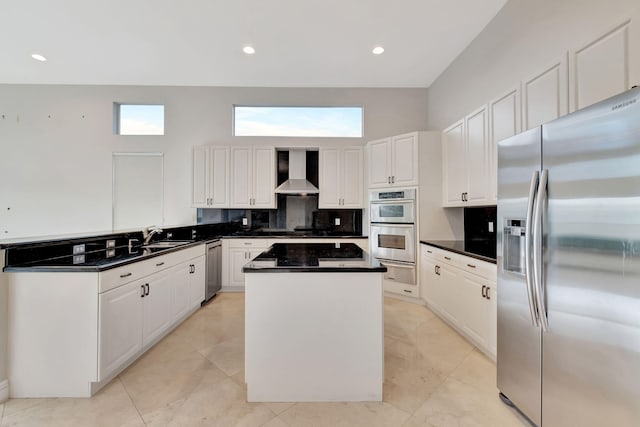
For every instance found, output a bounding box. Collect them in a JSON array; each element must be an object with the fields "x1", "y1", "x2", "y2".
[
  {"x1": 458, "y1": 271, "x2": 491, "y2": 350},
  {"x1": 367, "y1": 138, "x2": 391, "y2": 188},
  {"x1": 569, "y1": 22, "x2": 632, "y2": 112},
  {"x1": 489, "y1": 89, "x2": 520, "y2": 203},
  {"x1": 319, "y1": 148, "x2": 341, "y2": 208},
  {"x1": 189, "y1": 256, "x2": 206, "y2": 308},
  {"x1": 466, "y1": 107, "x2": 490, "y2": 205},
  {"x1": 211, "y1": 146, "x2": 229, "y2": 207},
  {"x1": 442, "y1": 120, "x2": 466, "y2": 206},
  {"x1": 341, "y1": 147, "x2": 364, "y2": 208},
  {"x1": 230, "y1": 147, "x2": 252, "y2": 208},
  {"x1": 522, "y1": 58, "x2": 568, "y2": 130},
  {"x1": 142, "y1": 270, "x2": 175, "y2": 347},
  {"x1": 98, "y1": 280, "x2": 143, "y2": 380},
  {"x1": 391, "y1": 133, "x2": 418, "y2": 187},
  {"x1": 252, "y1": 147, "x2": 276, "y2": 208},
  {"x1": 192, "y1": 146, "x2": 209, "y2": 207}
]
